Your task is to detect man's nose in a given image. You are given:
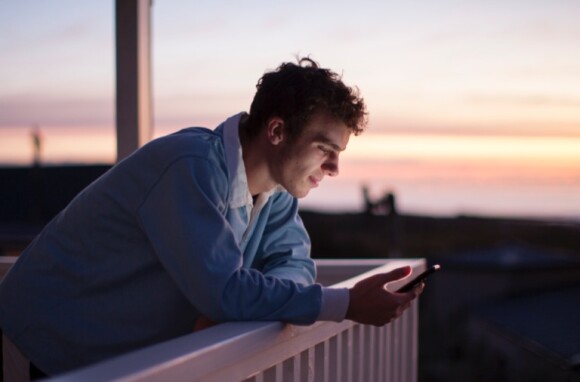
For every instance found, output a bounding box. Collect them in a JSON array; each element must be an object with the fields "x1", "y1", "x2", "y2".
[{"x1": 322, "y1": 153, "x2": 339, "y2": 177}]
